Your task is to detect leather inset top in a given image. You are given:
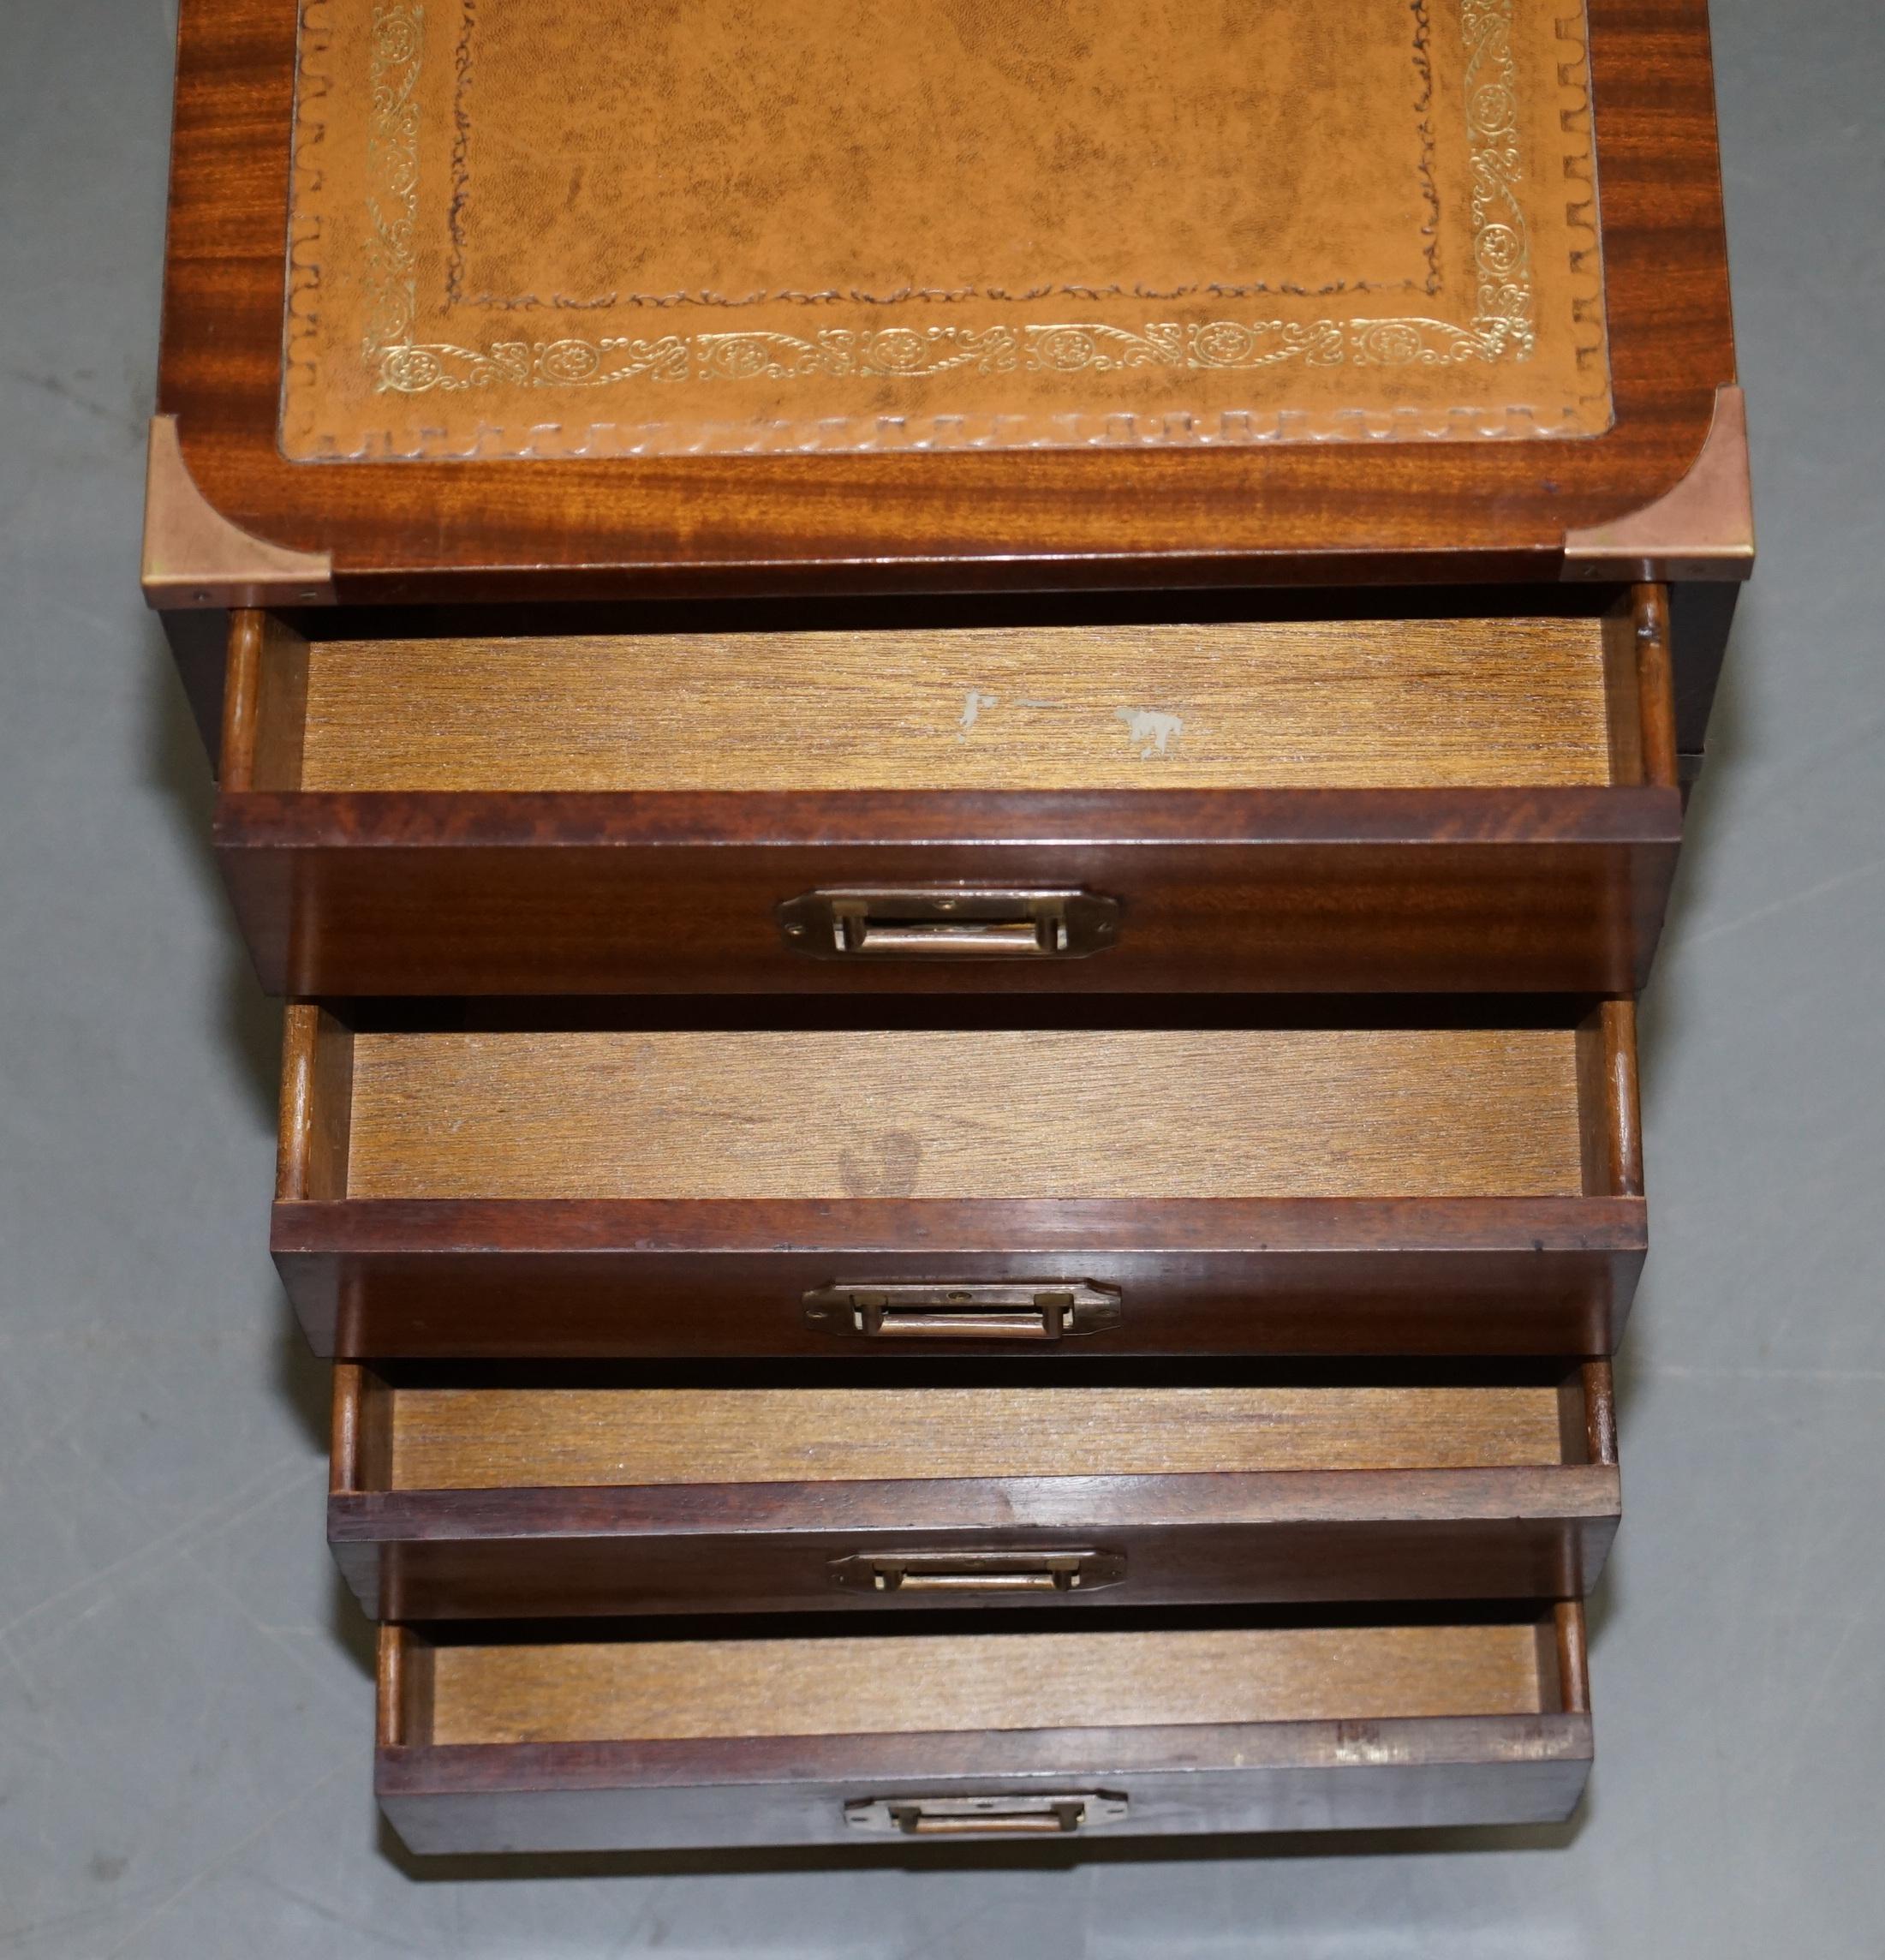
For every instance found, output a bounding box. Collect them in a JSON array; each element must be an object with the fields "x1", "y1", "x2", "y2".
[{"x1": 282, "y1": 0, "x2": 1611, "y2": 460}]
